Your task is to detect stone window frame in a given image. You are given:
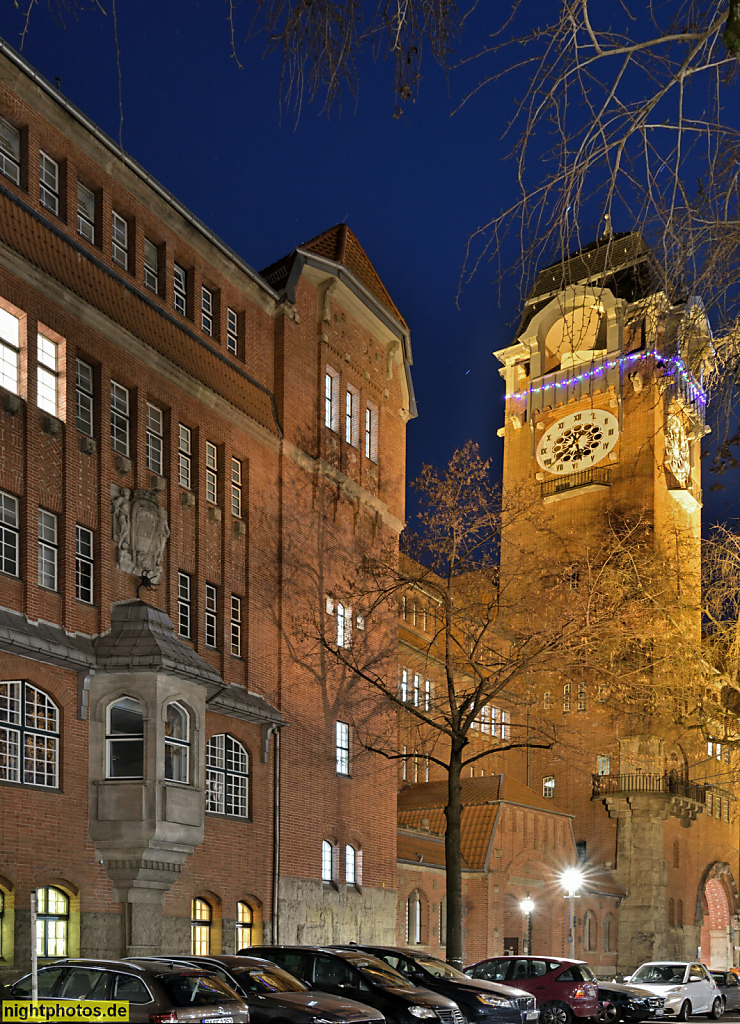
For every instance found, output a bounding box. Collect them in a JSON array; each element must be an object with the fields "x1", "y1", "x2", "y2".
[{"x1": 105, "y1": 696, "x2": 145, "y2": 780}]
